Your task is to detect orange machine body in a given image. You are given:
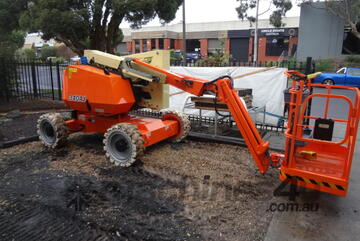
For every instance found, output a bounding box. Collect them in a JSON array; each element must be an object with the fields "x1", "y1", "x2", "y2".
[
  {"x1": 62, "y1": 65, "x2": 135, "y2": 115},
  {"x1": 62, "y1": 64, "x2": 180, "y2": 147},
  {"x1": 61, "y1": 59, "x2": 359, "y2": 197}
]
